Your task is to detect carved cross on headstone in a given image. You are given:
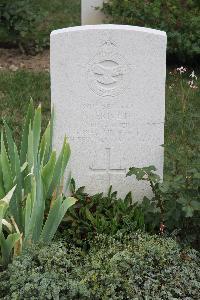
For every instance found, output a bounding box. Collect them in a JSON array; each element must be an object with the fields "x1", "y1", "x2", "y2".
[{"x1": 90, "y1": 148, "x2": 126, "y2": 187}]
